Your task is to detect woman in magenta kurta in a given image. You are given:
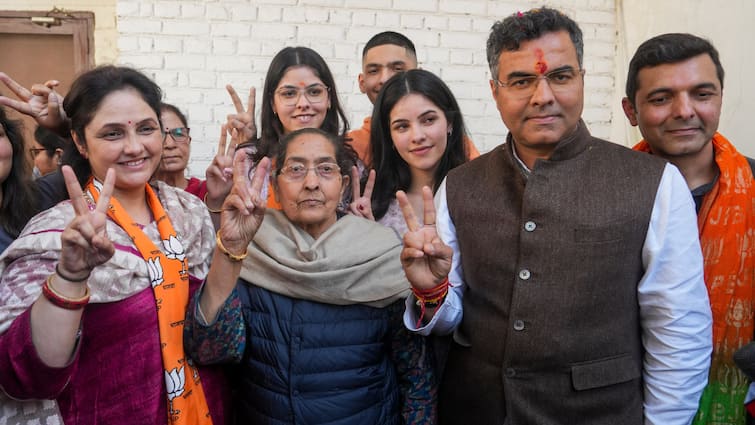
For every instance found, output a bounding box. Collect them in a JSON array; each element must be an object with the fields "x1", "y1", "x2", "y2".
[{"x1": 0, "y1": 65, "x2": 265, "y2": 425}]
